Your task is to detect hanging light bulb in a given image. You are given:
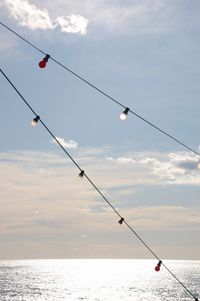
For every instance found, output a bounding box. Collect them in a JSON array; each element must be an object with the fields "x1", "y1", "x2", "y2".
[
  {"x1": 118, "y1": 217, "x2": 124, "y2": 225},
  {"x1": 39, "y1": 54, "x2": 50, "y2": 68},
  {"x1": 31, "y1": 115, "x2": 40, "y2": 127},
  {"x1": 79, "y1": 170, "x2": 85, "y2": 178},
  {"x1": 155, "y1": 260, "x2": 162, "y2": 272},
  {"x1": 120, "y1": 107, "x2": 130, "y2": 120}
]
